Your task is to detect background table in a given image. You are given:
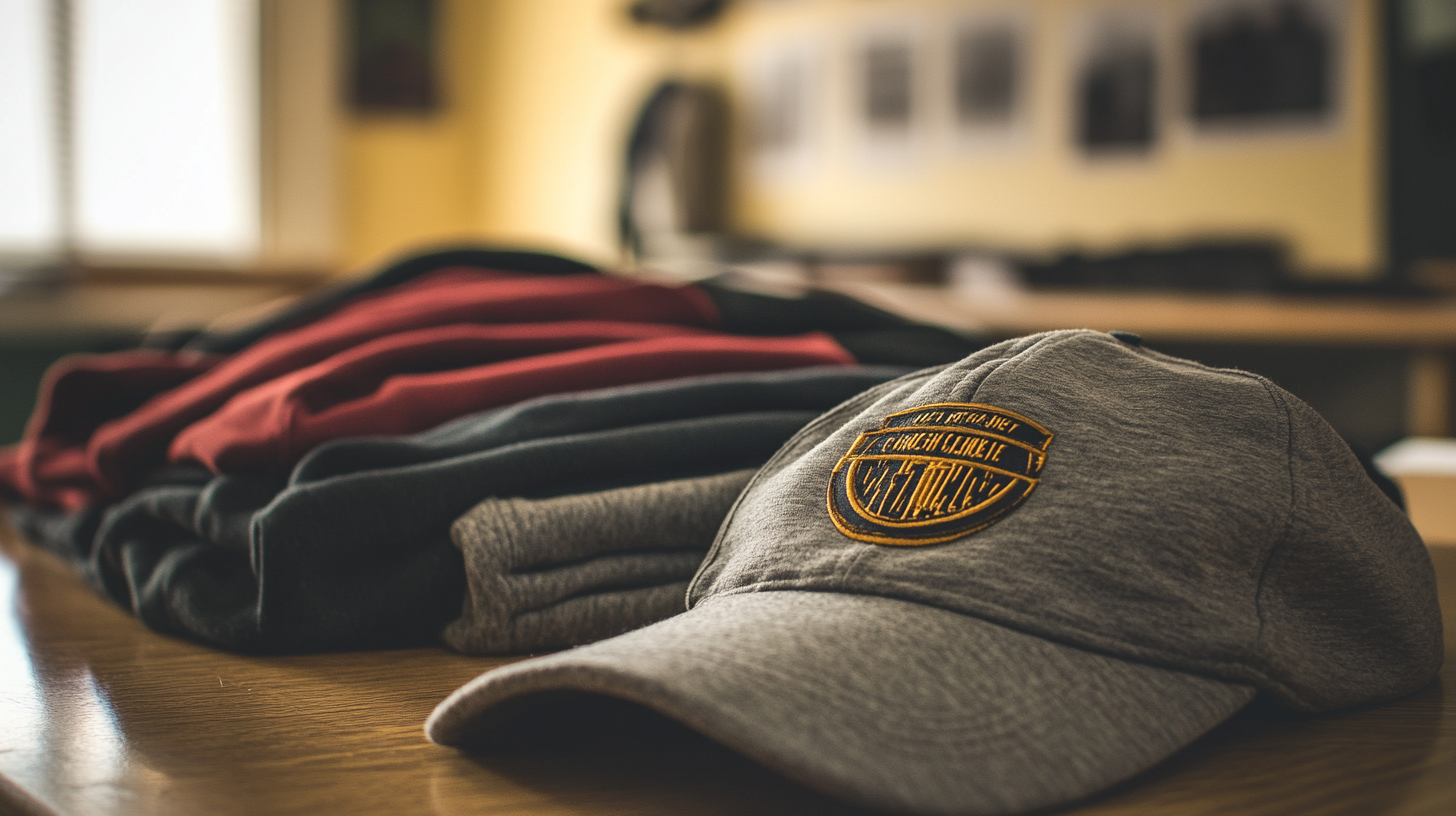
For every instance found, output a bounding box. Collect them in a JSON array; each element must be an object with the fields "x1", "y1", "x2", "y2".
[{"x1": 824, "y1": 281, "x2": 1456, "y2": 439}]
